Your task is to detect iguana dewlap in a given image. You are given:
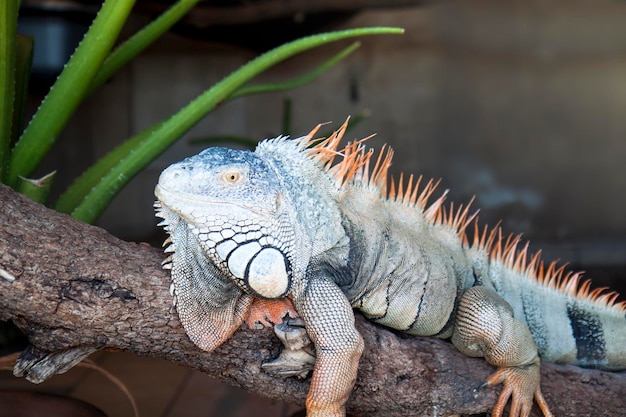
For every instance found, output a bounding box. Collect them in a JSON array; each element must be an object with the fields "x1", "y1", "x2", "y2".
[{"x1": 154, "y1": 120, "x2": 626, "y2": 417}]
